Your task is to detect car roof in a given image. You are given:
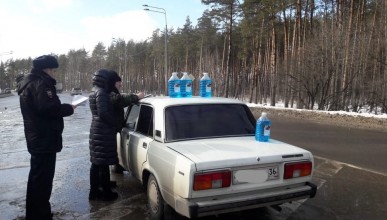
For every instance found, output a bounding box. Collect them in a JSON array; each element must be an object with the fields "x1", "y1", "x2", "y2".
[{"x1": 139, "y1": 96, "x2": 245, "y2": 108}]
